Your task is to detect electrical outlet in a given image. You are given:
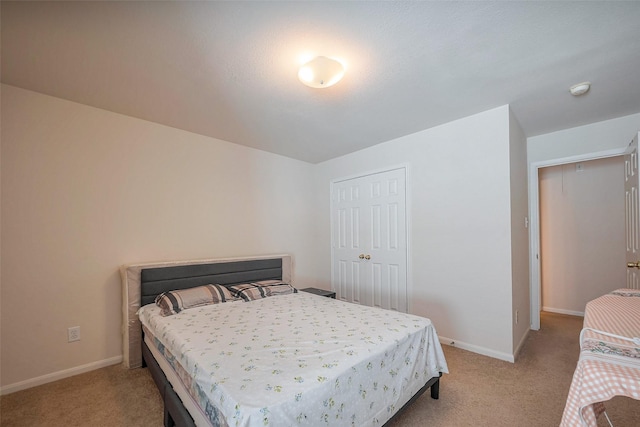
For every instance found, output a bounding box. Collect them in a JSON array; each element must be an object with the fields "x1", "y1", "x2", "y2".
[
  {"x1": 68, "y1": 326, "x2": 81, "y2": 342},
  {"x1": 515, "y1": 310, "x2": 519, "y2": 325}
]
